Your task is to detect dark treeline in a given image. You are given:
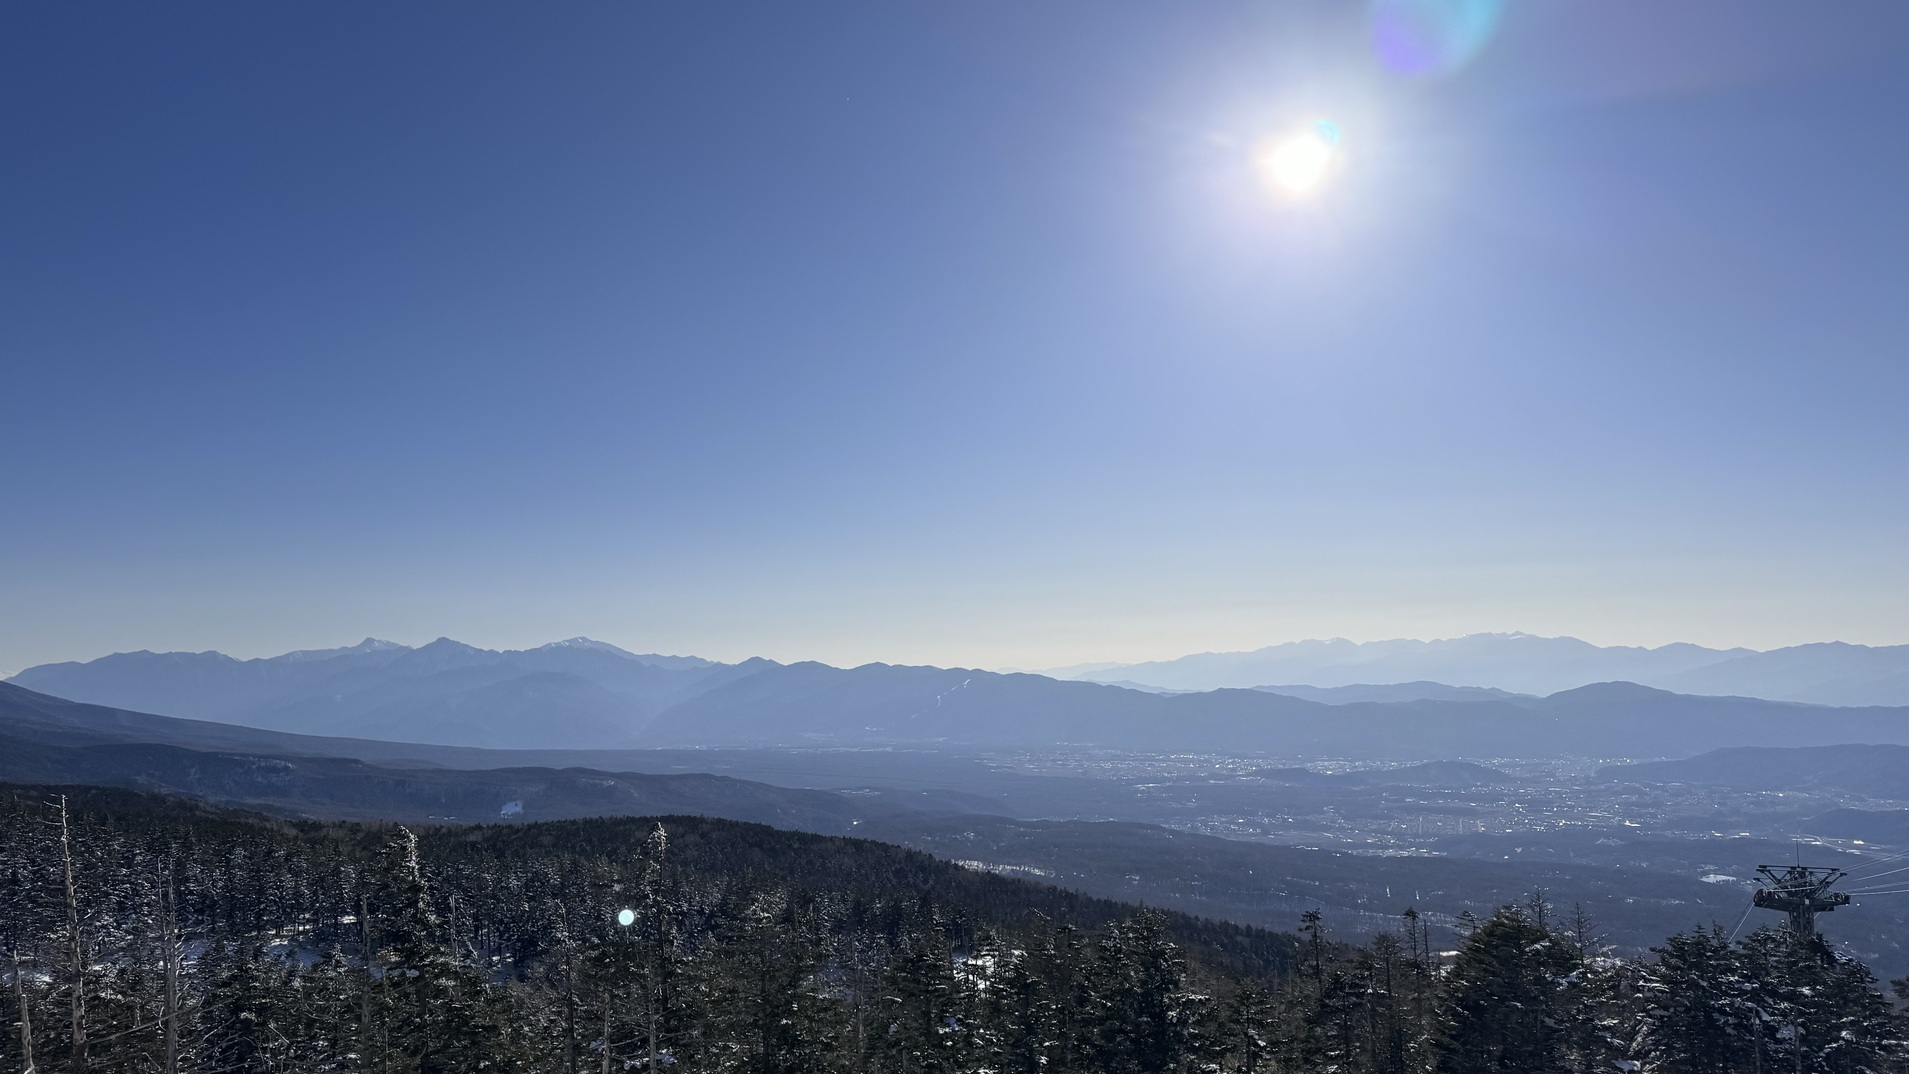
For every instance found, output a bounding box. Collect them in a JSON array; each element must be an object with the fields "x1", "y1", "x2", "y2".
[{"x1": 2, "y1": 783, "x2": 1905, "y2": 1073}]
